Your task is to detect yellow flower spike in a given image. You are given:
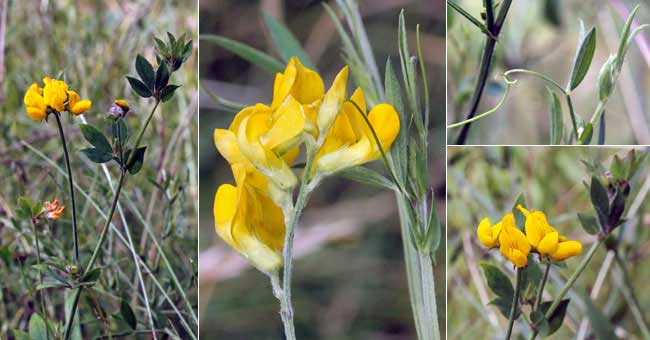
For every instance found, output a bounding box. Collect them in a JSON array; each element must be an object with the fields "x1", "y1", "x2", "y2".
[
  {"x1": 550, "y1": 240, "x2": 583, "y2": 261},
  {"x1": 271, "y1": 57, "x2": 324, "y2": 110},
  {"x1": 316, "y1": 66, "x2": 349, "y2": 135},
  {"x1": 498, "y1": 213, "x2": 530, "y2": 267},
  {"x1": 42, "y1": 77, "x2": 68, "y2": 112},
  {"x1": 214, "y1": 175, "x2": 286, "y2": 272},
  {"x1": 66, "y1": 90, "x2": 92, "y2": 115},
  {"x1": 477, "y1": 217, "x2": 502, "y2": 248},
  {"x1": 314, "y1": 87, "x2": 400, "y2": 175},
  {"x1": 24, "y1": 83, "x2": 47, "y2": 120}
]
